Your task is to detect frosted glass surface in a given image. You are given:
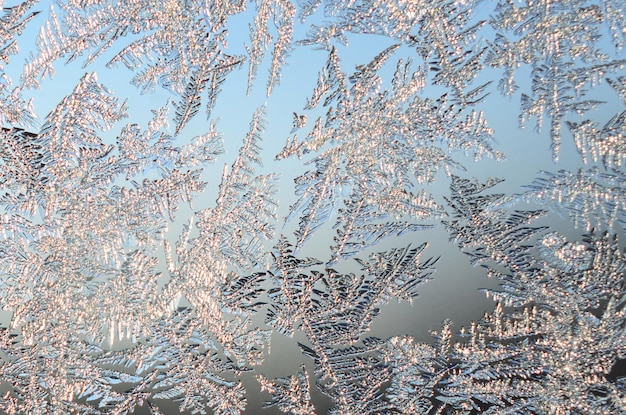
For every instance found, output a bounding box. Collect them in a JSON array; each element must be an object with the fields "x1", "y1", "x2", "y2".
[{"x1": 0, "y1": 1, "x2": 624, "y2": 414}]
